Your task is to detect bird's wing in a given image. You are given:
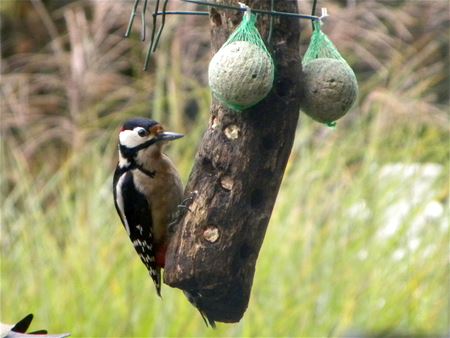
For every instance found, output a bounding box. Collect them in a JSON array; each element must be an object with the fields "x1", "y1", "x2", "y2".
[
  {"x1": 113, "y1": 168, "x2": 161, "y2": 296},
  {"x1": 1, "y1": 314, "x2": 70, "y2": 337},
  {"x1": 4, "y1": 332, "x2": 70, "y2": 338},
  {"x1": 10, "y1": 314, "x2": 33, "y2": 333}
]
